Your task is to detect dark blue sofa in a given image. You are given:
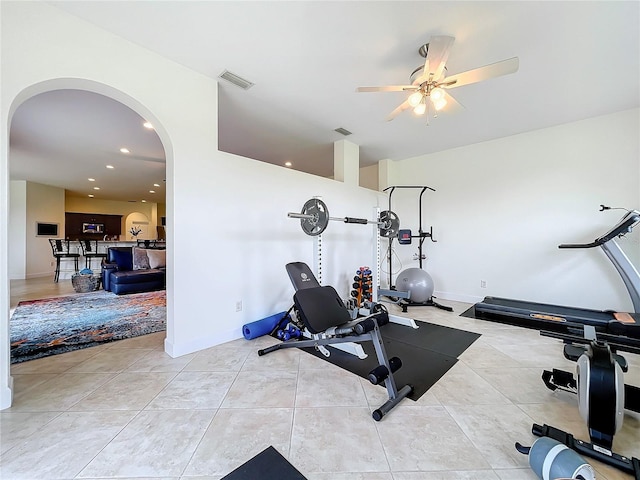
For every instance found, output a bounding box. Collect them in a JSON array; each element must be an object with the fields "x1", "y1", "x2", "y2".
[{"x1": 101, "y1": 247, "x2": 165, "y2": 295}]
